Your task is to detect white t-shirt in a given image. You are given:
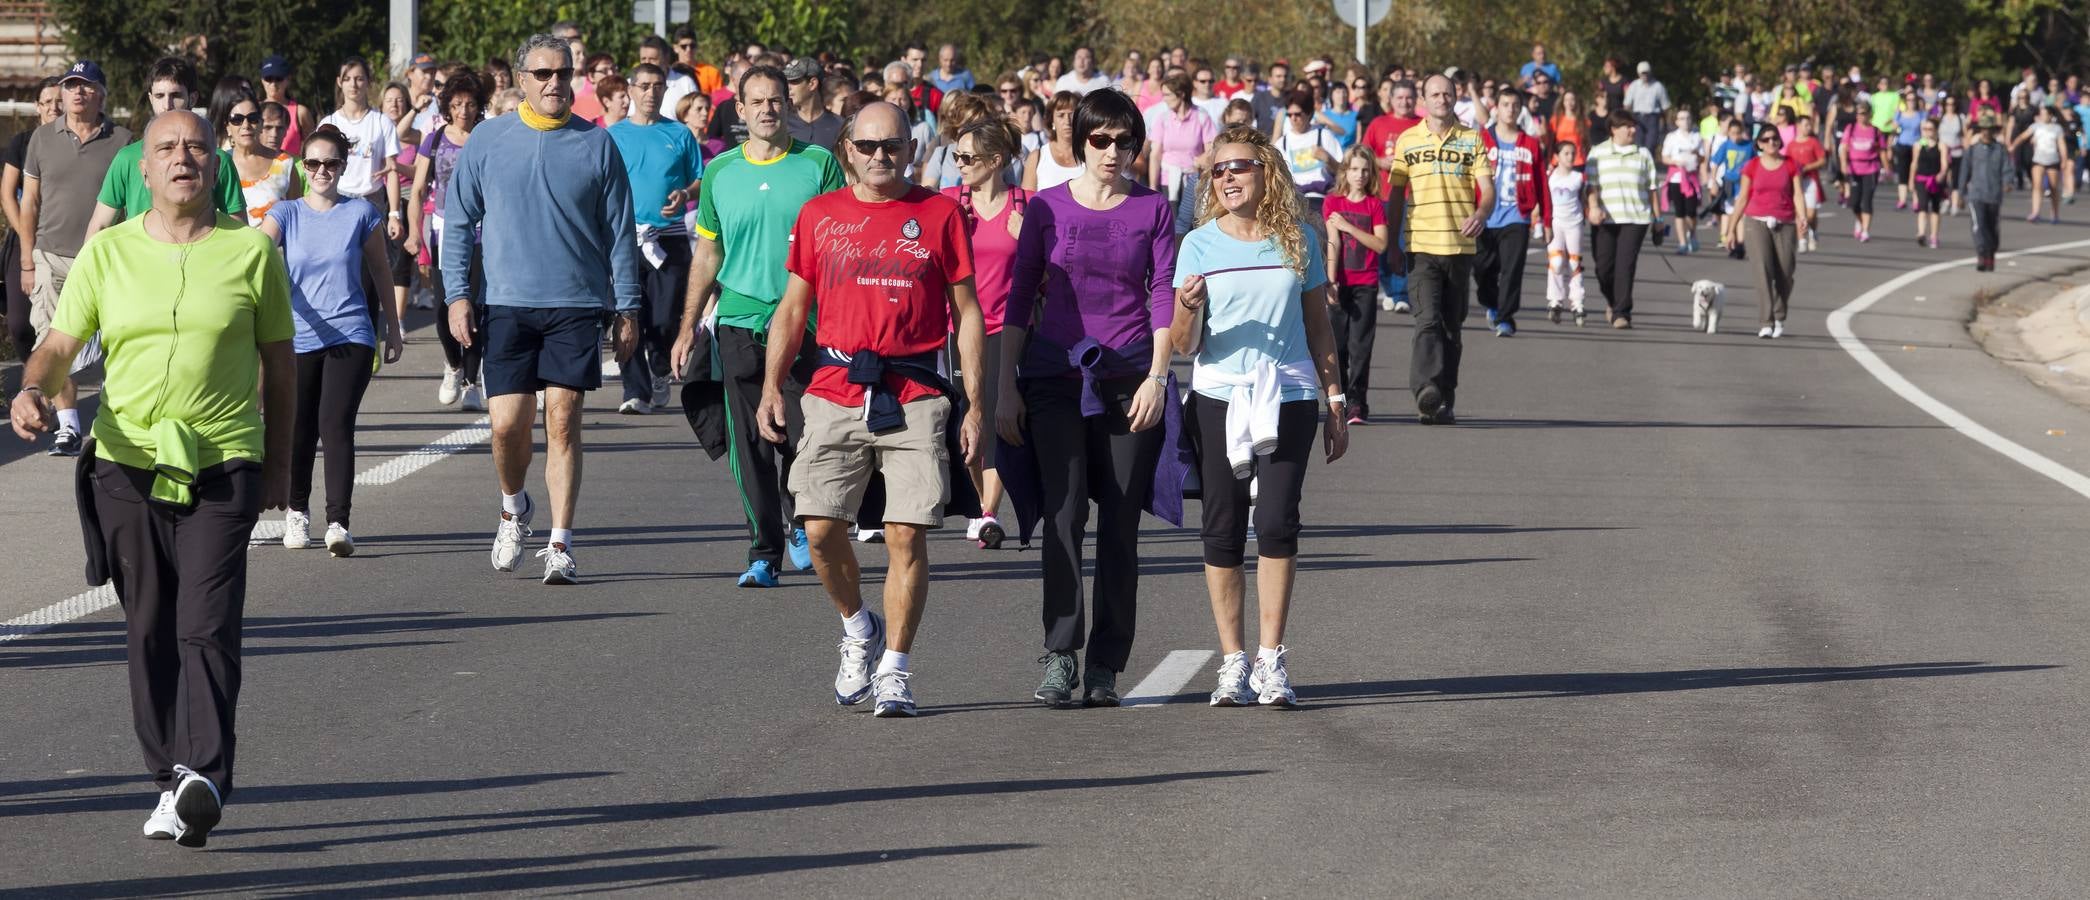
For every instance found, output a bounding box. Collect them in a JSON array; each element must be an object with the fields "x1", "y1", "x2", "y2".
[
  {"x1": 1055, "y1": 72, "x2": 1113, "y2": 95},
  {"x1": 1549, "y1": 169, "x2": 1585, "y2": 227},
  {"x1": 1277, "y1": 125, "x2": 1343, "y2": 194},
  {"x1": 1660, "y1": 129, "x2": 1702, "y2": 180},
  {"x1": 661, "y1": 73, "x2": 699, "y2": 122},
  {"x1": 318, "y1": 107, "x2": 401, "y2": 200},
  {"x1": 1193, "y1": 95, "x2": 1230, "y2": 129},
  {"x1": 2030, "y1": 122, "x2": 2065, "y2": 166}
]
